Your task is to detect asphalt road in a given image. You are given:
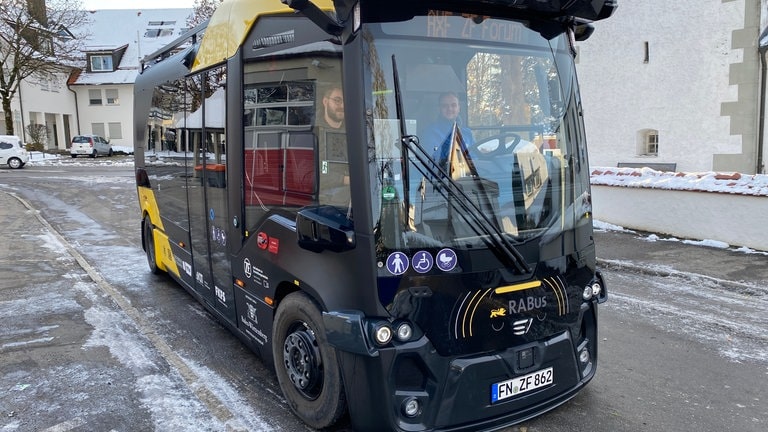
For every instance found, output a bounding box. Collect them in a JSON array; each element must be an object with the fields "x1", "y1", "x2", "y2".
[{"x1": 1, "y1": 159, "x2": 766, "y2": 432}]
